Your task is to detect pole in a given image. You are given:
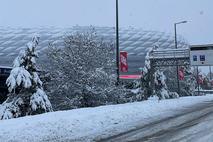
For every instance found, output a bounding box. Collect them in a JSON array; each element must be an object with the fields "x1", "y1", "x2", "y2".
[
  {"x1": 116, "y1": 0, "x2": 120, "y2": 85},
  {"x1": 210, "y1": 66, "x2": 212, "y2": 80},
  {"x1": 174, "y1": 23, "x2": 180, "y2": 95},
  {"x1": 174, "y1": 24, "x2": 177, "y2": 50},
  {"x1": 173, "y1": 21, "x2": 187, "y2": 94},
  {"x1": 197, "y1": 66, "x2": 200, "y2": 95}
]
